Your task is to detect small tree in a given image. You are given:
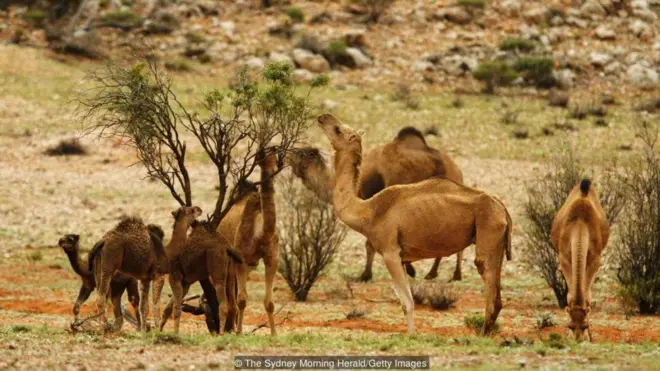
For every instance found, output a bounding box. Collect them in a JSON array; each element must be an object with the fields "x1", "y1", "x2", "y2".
[
  {"x1": 472, "y1": 61, "x2": 518, "y2": 94},
  {"x1": 616, "y1": 122, "x2": 660, "y2": 315},
  {"x1": 523, "y1": 143, "x2": 625, "y2": 308},
  {"x1": 278, "y1": 175, "x2": 347, "y2": 301},
  {"x1": 78, "y1": 54, "x2": 326, "y2": 229}
]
